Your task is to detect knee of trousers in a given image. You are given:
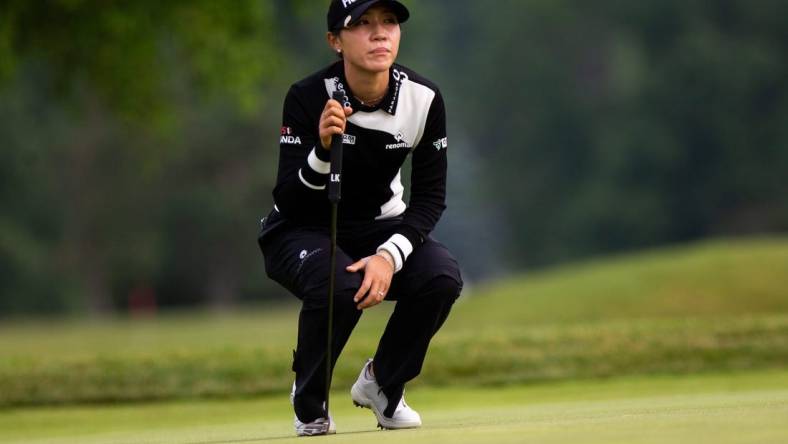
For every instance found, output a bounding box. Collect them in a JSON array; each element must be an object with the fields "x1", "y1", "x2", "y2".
[
  {"x1": 299, "y1": 268, "x2": 362, "y2": 312},
  {"x1": 423, "y1": 275, "x2": 463, "y2": 305}
]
